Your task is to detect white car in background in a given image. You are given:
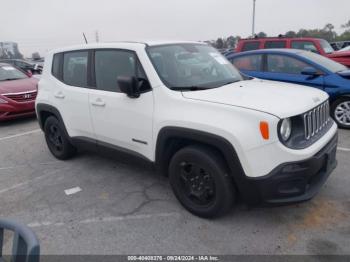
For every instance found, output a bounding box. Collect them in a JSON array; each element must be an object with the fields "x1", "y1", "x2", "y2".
[{"x1": 337, "y1": 45, "x2": 350, "y2": 52}]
